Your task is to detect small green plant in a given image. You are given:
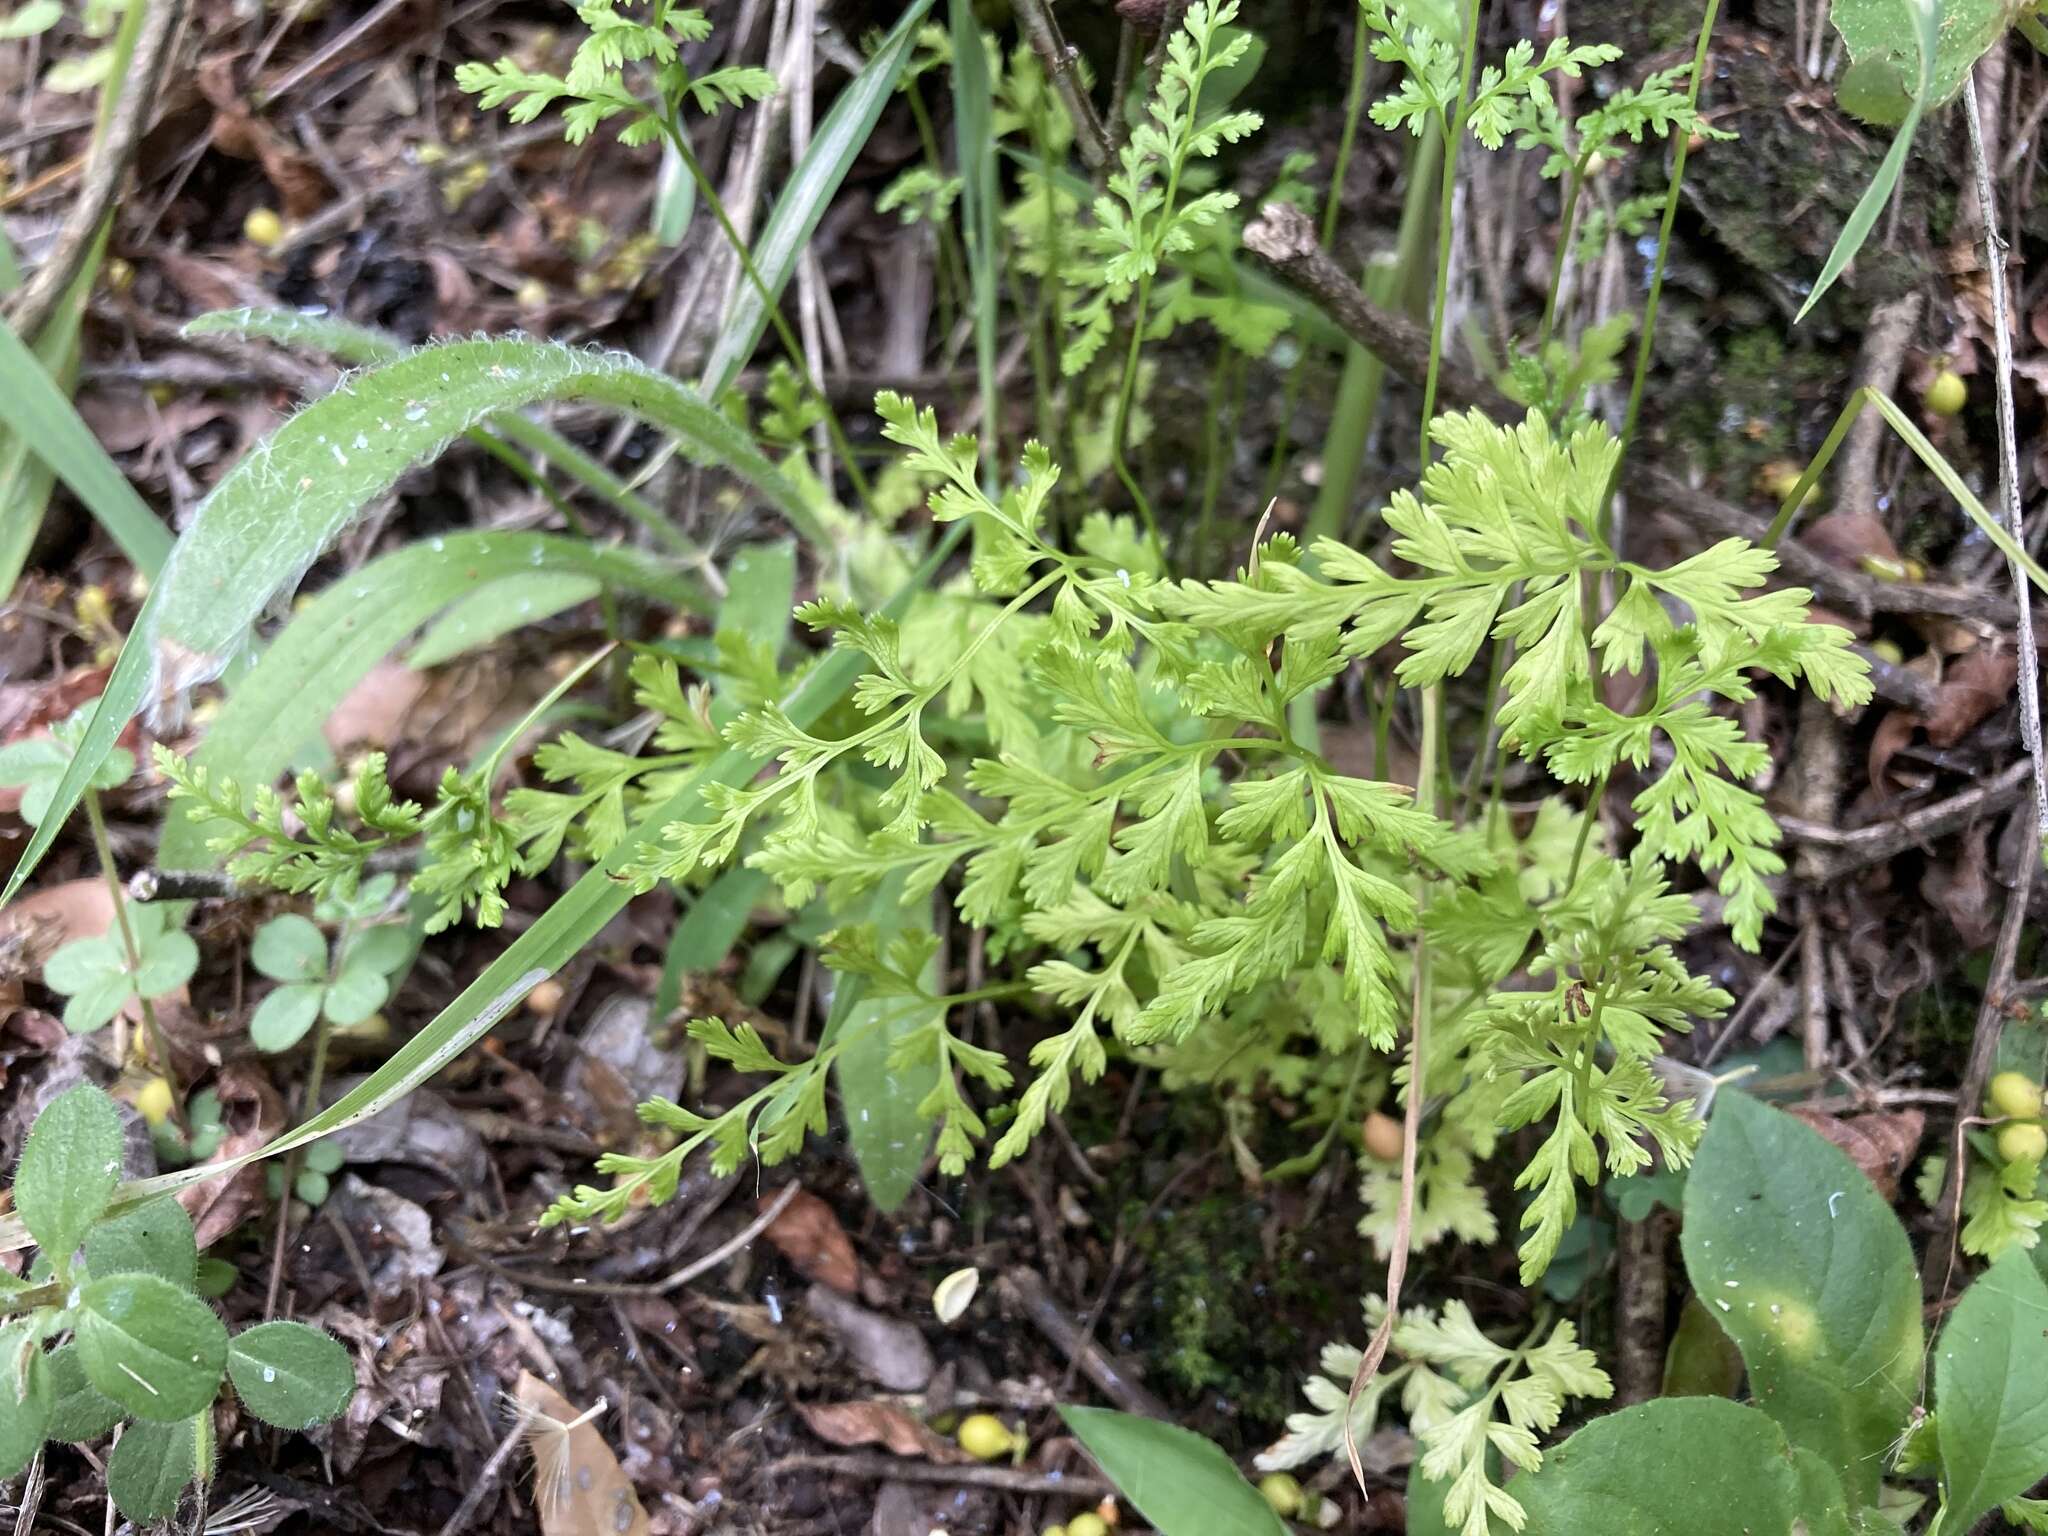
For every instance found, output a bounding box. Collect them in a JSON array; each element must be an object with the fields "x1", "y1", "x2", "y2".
[
  {"x1": 41, "y1": 899, "x2": 195, "y2": 1037},
  {"x1": 0, "y1": 705, "x2": 132, "y2": 827},
  {"x1": 1272, "y1": 1094, "x2": 2048, "y2": 1535},
  {"x1": 454, "y1": 0, "x2": 774, "y2": 147},
  {"x1": 247, "y1": 878, "x2": 411, "y2": 1054},
  {"x1": 0, "y1": 1085, "x2": 354, "y2": 1522}
]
